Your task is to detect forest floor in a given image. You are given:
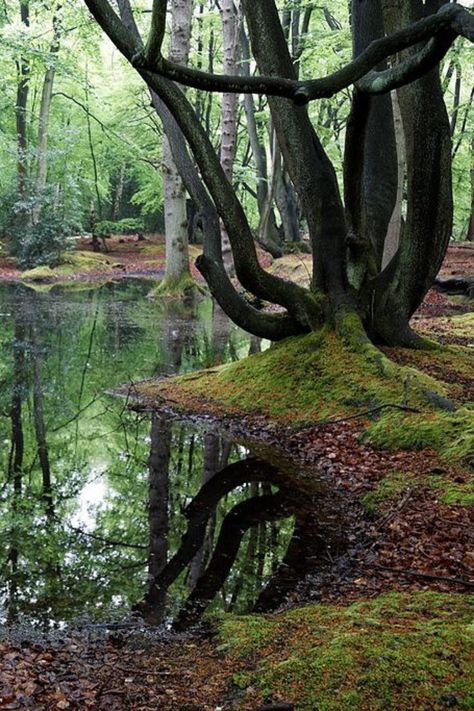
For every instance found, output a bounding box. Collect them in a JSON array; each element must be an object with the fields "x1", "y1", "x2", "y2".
[{"x1": 0, "y1": 242, "x2": 473, "y2": 710}]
